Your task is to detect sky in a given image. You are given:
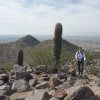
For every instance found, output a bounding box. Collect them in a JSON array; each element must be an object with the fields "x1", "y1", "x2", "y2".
[{"x1": 0, "y1": 0, "x2": 100, "y2": 36}]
